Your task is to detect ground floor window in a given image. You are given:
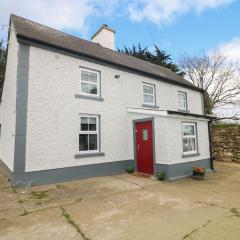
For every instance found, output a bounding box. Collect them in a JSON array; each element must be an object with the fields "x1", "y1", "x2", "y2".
[
  {"x1": 182, "y1": 122, "x2": 198, "y2": 155},
  {"x1": 79, "y1": 115, "x2": 99, "y2": 153}
]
